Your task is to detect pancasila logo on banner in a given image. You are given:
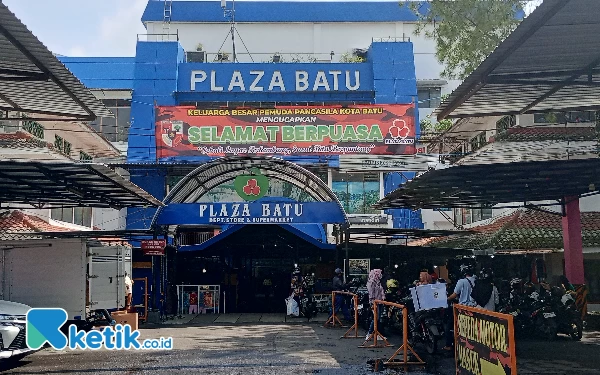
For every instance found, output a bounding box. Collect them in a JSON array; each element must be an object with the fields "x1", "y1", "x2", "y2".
[
  {"x1": 155, "y1": 105, "x2": 415, "y2": 158},
  {"x1": 454, "y1": 305, "x2": 517, "y2": 375}
]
